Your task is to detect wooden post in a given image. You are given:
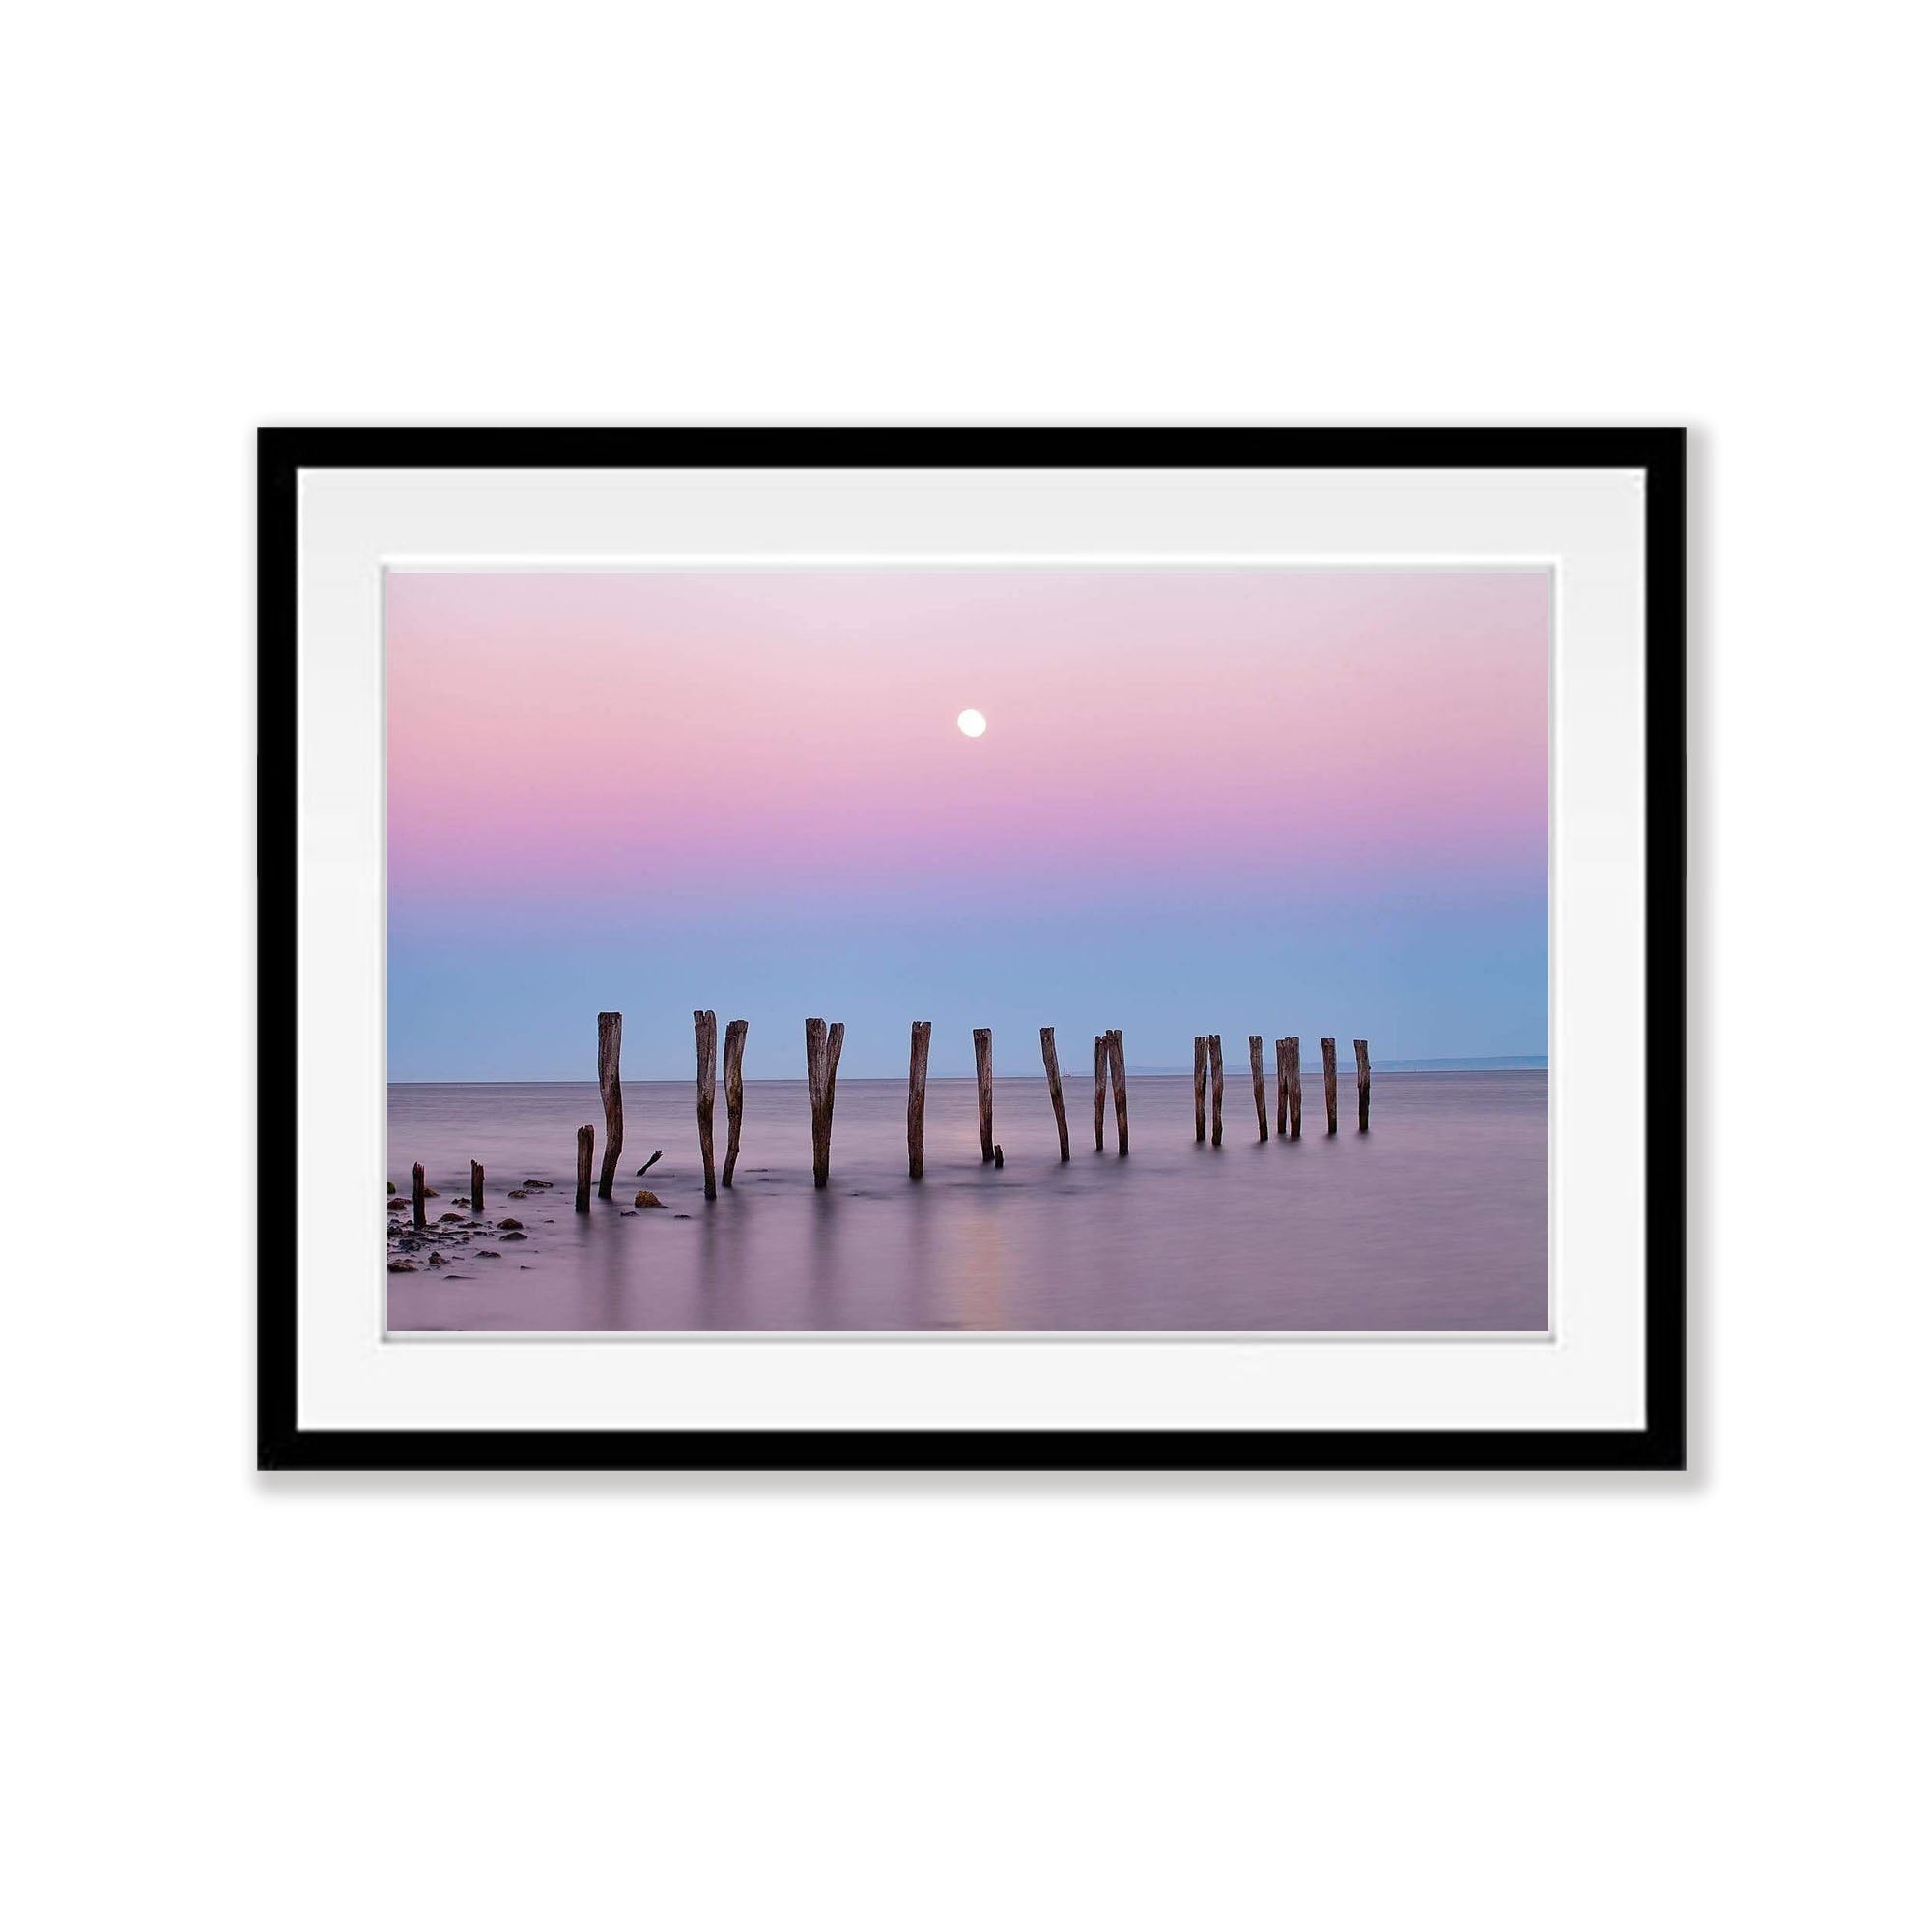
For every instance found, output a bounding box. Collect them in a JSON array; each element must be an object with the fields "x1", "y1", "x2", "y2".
[
  {"x1": 1107, "y1": 1028, "x2": 1130, "y2": 1156},
  {"x1": 974, "y1": 1027, "x2": 995, "y2": 1162},
  {"x1": 1194, "y1": 1037, "x2": 1208, "y2": 1142},
  {"x1": 1321, "y1": 1037, "x2": 1338, "y2": 1134},
  {"x1": 470, "y1": 1160, "x2": 484, "y2": 1212},
  {"x1": 695, "y1": 1009, "x2": 718, "y2": 1200},
  {"x1": 907, "y1": 1020, "x2": 931, "y2": 1179},
  {"x1": 1040, "y1": 1027, "x2": 1070, "y2": 1161},
  {"x1": 575, "y1": 1124, "x2": 594, "y2": 1212},
  {"x1": 1208, "y1": 1034, "x2": 1224, "y2": 1147},
  {"x1": 1287, "y1": 1036, "x2": 1303, "y2": 1140},
  {"x1": 722, "y1": 1019, "x2": 748, "y2": 1186},
  {"x1": 1249, "y1": 1035, "x2": 1269, "y2": 1141},
  {"x1": 1275, "y1": 1038, "x2": 1290, "y2": 1135},
  {"x1": 1093, "y1": 1035, "x2": 1107, "y2": 1151},
  {"x1": 412, "y1": 1161, "x2": 425, "y2": 1231},
  {"x1": 596, "y1": 1011, "x2": 623, "y2": 1200},
  {"x1": 1355, "y1": 1038, "x2": 1372, "y2": 1132},
  {"x1": 806, "y1": 1017, "x2": 844, "y2": 1189}
]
